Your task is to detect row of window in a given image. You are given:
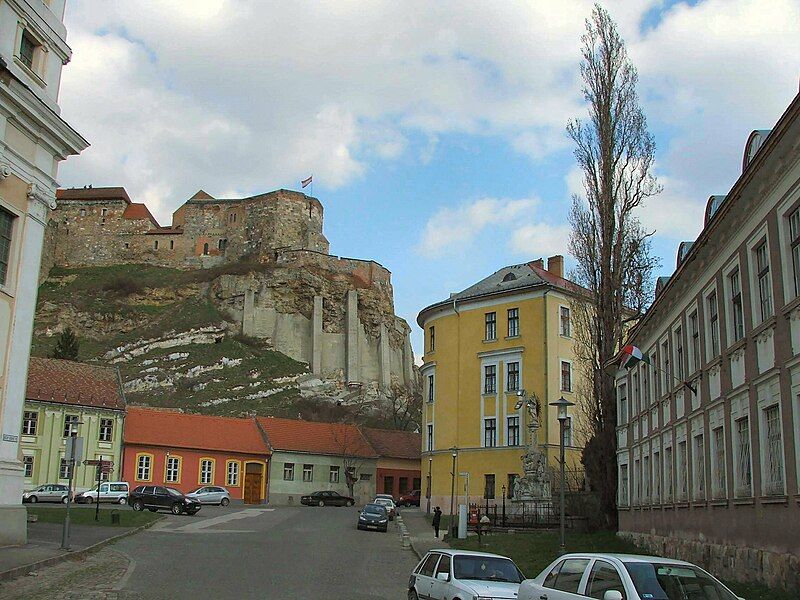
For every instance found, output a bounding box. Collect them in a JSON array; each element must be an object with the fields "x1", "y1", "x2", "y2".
[
  {"x1": 481, "y1": 361, "x2": 572, "y2": 394},
  {"x1": 135, "y1": 455, "x2": 241, "y2": 487},
  {"x1": 424, "y1": 416, "x2": 573, "y2": 452},
  {"x1": 426, "y1": 306, "x2": 572, "y2": 352},
  {"x1": 619, "y1": 402, "x2": 786, "y2": 506},
  {"x1": 22, "y1": 412, "x2": 115, "y2": 441},
  {"x1": 281, "y1": 463, "x2": 370, "y2": 483},
  {"x1": 23, "y1": 455, "x2": 112, "y2": 482}
]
